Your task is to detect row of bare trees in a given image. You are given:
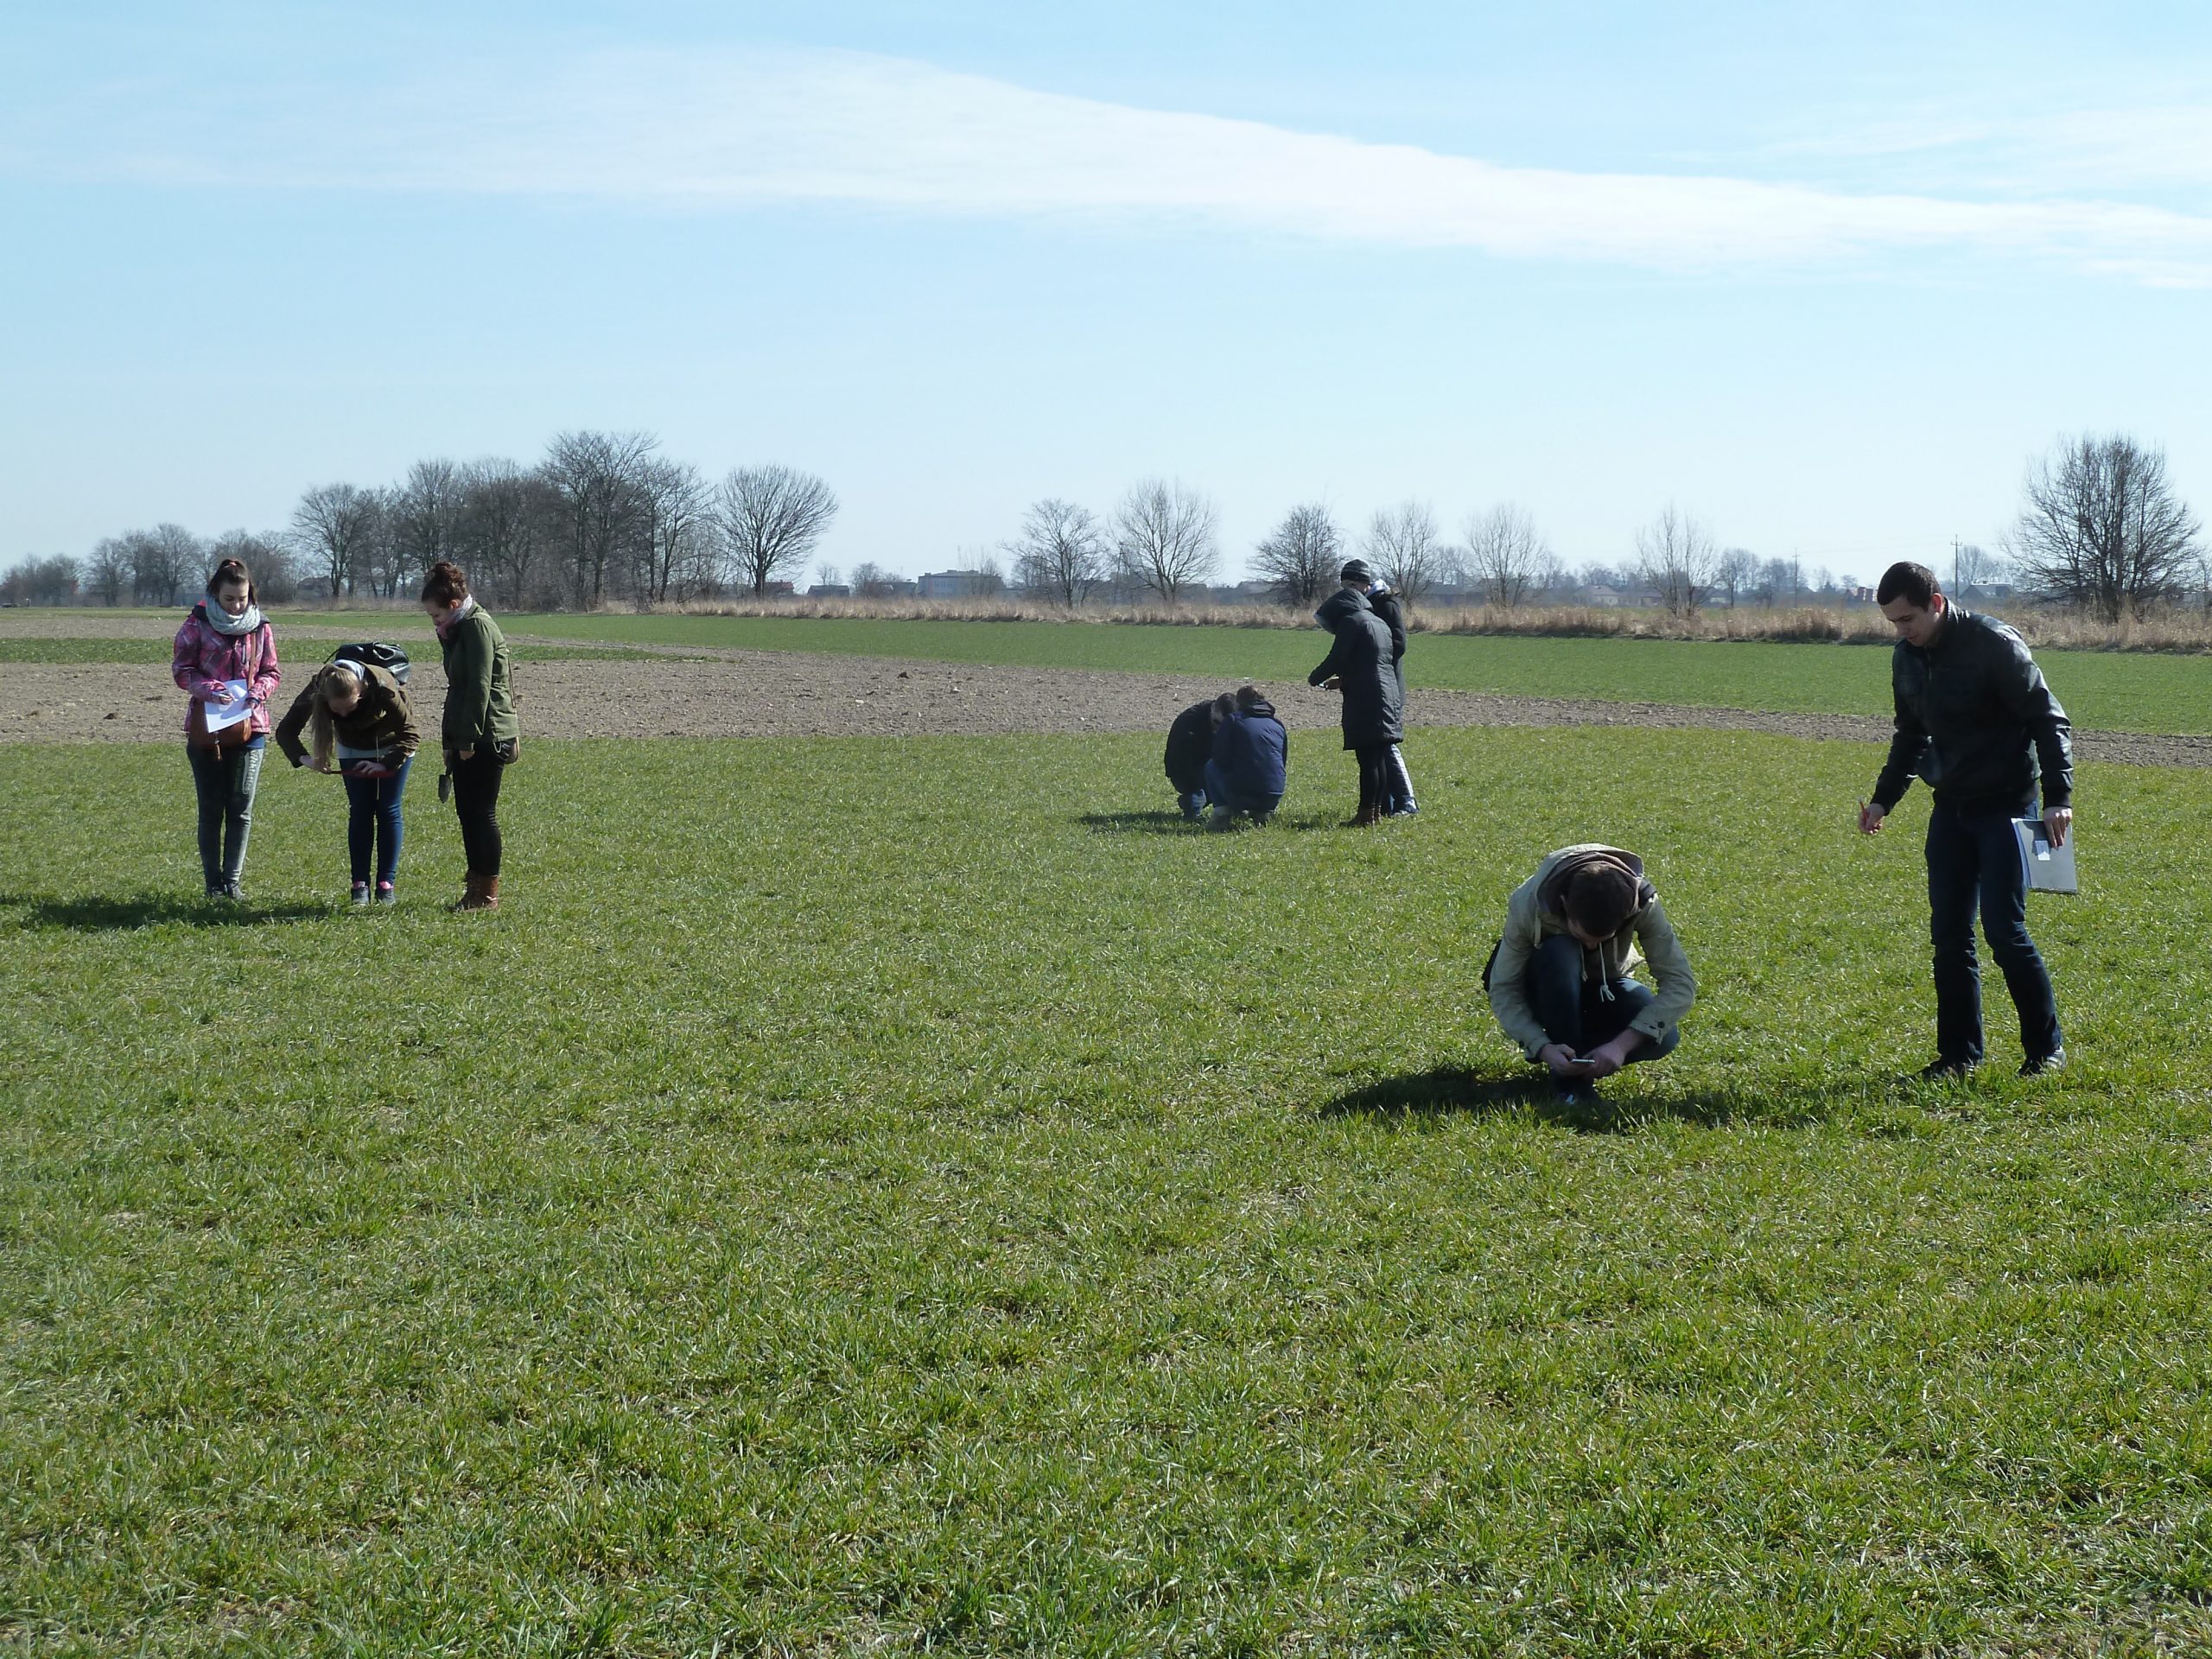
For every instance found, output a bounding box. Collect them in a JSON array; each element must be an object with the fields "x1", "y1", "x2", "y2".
[
  {"x1": 282, "y1": 435, "x2": 837, "y2": 607},
  {"x1": 999, "y1": 480, "x2": 1224, "y2": 606},
  {"x1": 33, "y1": 435, "x2": 838, "y2": 610}
]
